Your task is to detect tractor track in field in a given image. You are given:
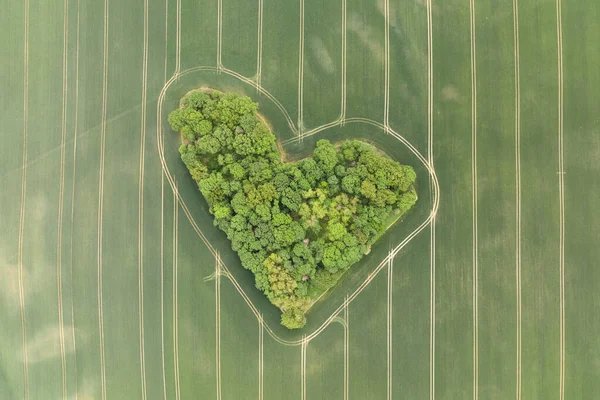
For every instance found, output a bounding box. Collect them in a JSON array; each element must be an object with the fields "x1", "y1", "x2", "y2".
[
  {"x1": 57, "y1": 0, "x2": 70, "y2": 396},
  {"x1": 5, "y1": 0, "x2": 589, "y2": 398},
  {"x1": 293, "y1": 0, "x2": 349, "y2": 134},
  {"x1": 222, "y1": 66, "x2": 298, "y2": 135},
  {"x1": 163, "y1": 0, "x2": 169, "y2": 83},
  {"x1": 156, "y1": 56, "x2": 440, "y2": 347},
  {"x1": 258, "y1": 314, "x2": 264, "y2": 400},
  {"x1": 469, "y1": 0, "x2": 479, "y2": 398},
  {"x1": 96, "y1": 1, "x2": 110, "y2": 397},
  {"x1": 512, "y1": 0, "x2": 523, "y2": 398},
  {"x1": 217, "y1": 0, "x2": 223, "y2": 71},
  {"x1": 383, "y1": 0, "x2": 390, "y2": 130},
  {"x1": 426, "y1": 2, "x2": 436, "y2": 399},
  {"x1": 387, "y1": 255, "x2": 393, "y2": 400},
  {"x1": 256, "y1": 0, "x2": 263, "y2": 88},
  {"x1": 17, "y1": 0, "x2": 31, "y2": 398},
  {"x1": 330, "y1": 299, "x2": 350, "y2": 400},
  {"x1": 172, "y1": 188, "x2": 181, "y2": 400},
  {"x1": 137, "y1": 0, "x2": 150, "y2": 398},
  {"x1": 344, "y1": 297, "x2": 349, "y2": 400},
  {"x1": 300, "y1": 336, "x2": 307, "y2": 400},
  {"x1": 160, "y1": 171, "x2": 167, "y2": 400},
  {"x1": 215, "y1": 253, "x2": 222, "y2": 400},
  {"x1": 68, "y1": 1, "x2": 82, "y2": 397},
  {"x1": 297, "y1": 0, "x2": 305, "y2": 135},
  {"x1": 175, "y1": 0, "x2": 181, "y2": 74},
  {"x1": 340, "y1": 0, "x2": 347, "y2": 123},
  {"x1": 555, "y1": 0, "x2": 565, "y2": 397}
]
